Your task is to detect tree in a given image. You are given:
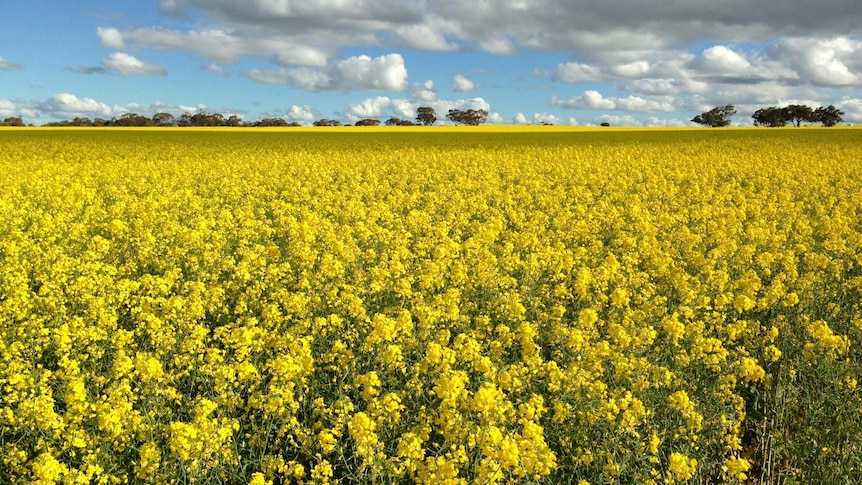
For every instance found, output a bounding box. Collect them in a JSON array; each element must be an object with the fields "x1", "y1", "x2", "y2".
[
  {"x1": 784, "y1": 105, "x2": 816, "y2": 127},
  {"x1": 313, "y1": 119, "x2": 342, "y2": 126},
  {"x1": 225, "y1": 115, "x2": 243, "y2": 127},
  {"x1": 189, "y1": 112, "x2": 224, "y2": 126},
  {"x1": 2, "y1": 117, "x2": 25, "y2": 126},
  {"x1": 752, "y1": 107, "x2": 791, "y2": 127},
  {"x1": 691, "y1": 105, "x2": 736, "y2": 127},
  {"x1": 116, "y1": 113, "x2": 152, "y2": 126},
  {"x1": 447, "y1": 108, "x2": 488, "y2": 126},
  {"x1": 416, "y1": 106, "x2": 436, "y2": 126},
  {"x1": 385, "y1": 117, "x2": 415, "y2": 126},
  {"x1": 152, "y1": 112, "x2": 175, "y2": 126},
  {"x1": 355, "y1": 118, "x2": 381, "y2": 126},
  {"x1": 257, "y1": 118, "x2": 289, "y2": 127},
  {"x1": 814, "y1": 105, "x2": 844, "y2": 127}
]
